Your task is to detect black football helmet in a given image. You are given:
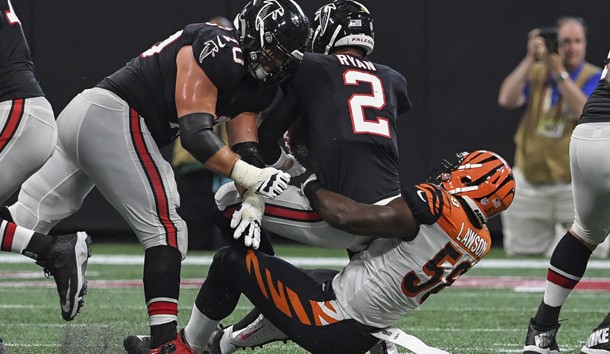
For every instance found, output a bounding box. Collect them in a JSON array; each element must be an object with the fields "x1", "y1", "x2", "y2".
[
  {"x1": 234, "y1": 0, "x2": 311, "y2": 84},
  {"x1": 311, "y1": 0, "x2": 374, "y2": 56}
]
